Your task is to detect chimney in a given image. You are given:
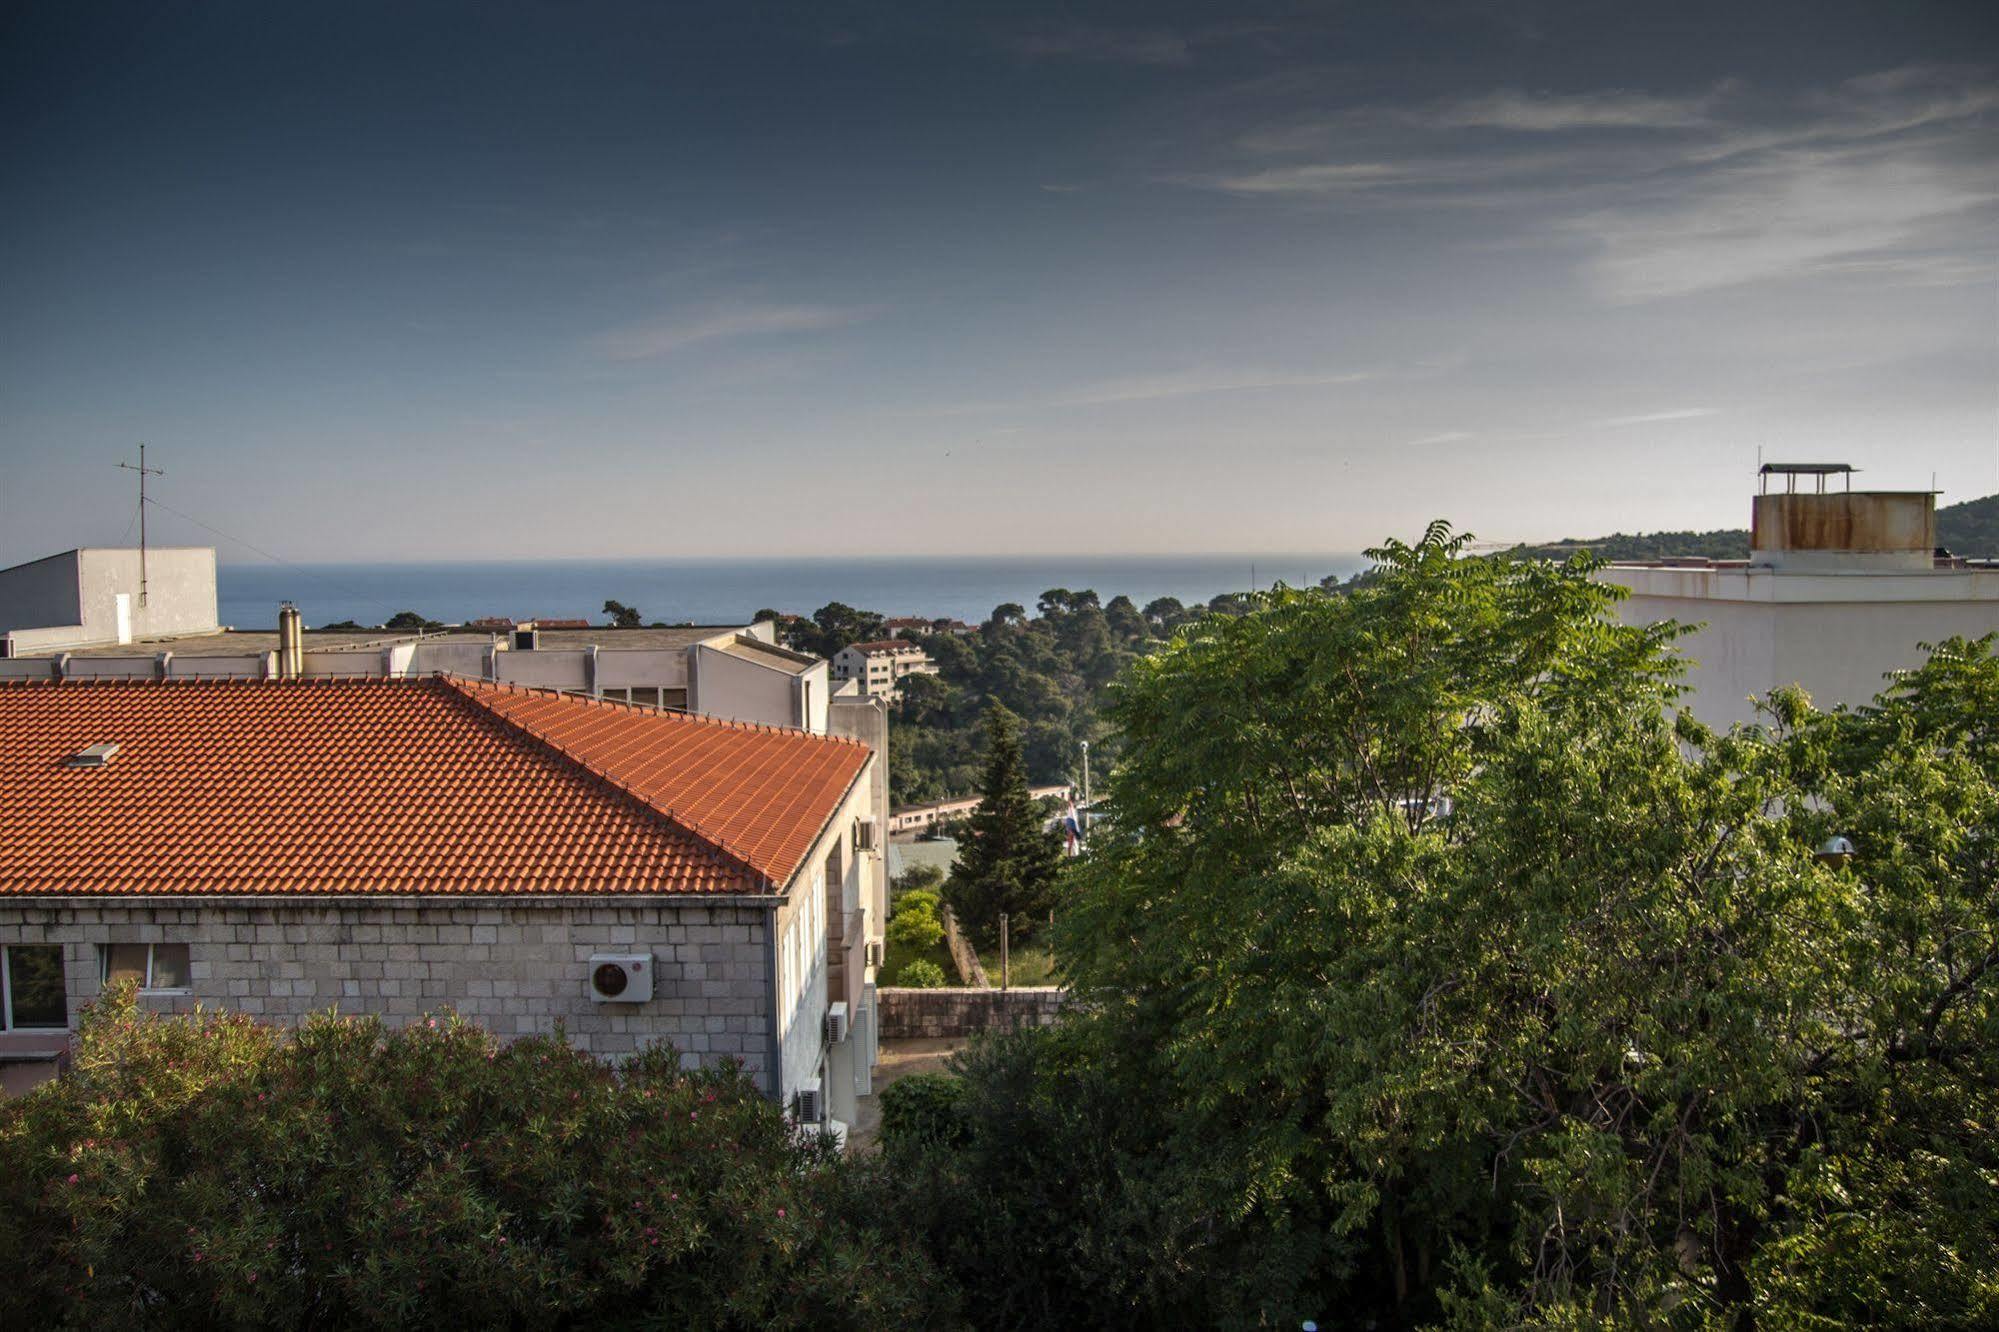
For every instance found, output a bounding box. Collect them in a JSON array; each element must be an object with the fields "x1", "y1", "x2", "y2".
[{"x1": 277, "y1": 602, "x2": 304, "y2": 680}]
